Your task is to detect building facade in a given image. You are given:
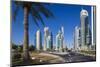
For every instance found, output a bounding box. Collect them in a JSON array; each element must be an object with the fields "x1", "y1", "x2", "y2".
[
  {"x1": 43, "y1": 27, "x2": 49, "y2": 51},
  {"x1": 36, "y1": 30, "x2": 42, "y2": 50},
  {"x1": 56, "y1": 27, "x2": 64, "y2": 52},
  {"x1": 74, "y1": 26, "x2": 81, "y2": 51},
  {"x1": 43, "y1": 27, "x2": 53, "y2": 51},
  {"x1": 91, "y1": 6, "x2": 96, "y2": 50},
  {"x1": 80, "y1": 9, "x2": 91, "y2": 50}
]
